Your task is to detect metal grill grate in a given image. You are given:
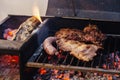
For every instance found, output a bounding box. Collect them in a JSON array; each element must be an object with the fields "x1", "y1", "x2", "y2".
[{"x1": 27, "y1": 34, "x2": 120, "y2": 75}]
